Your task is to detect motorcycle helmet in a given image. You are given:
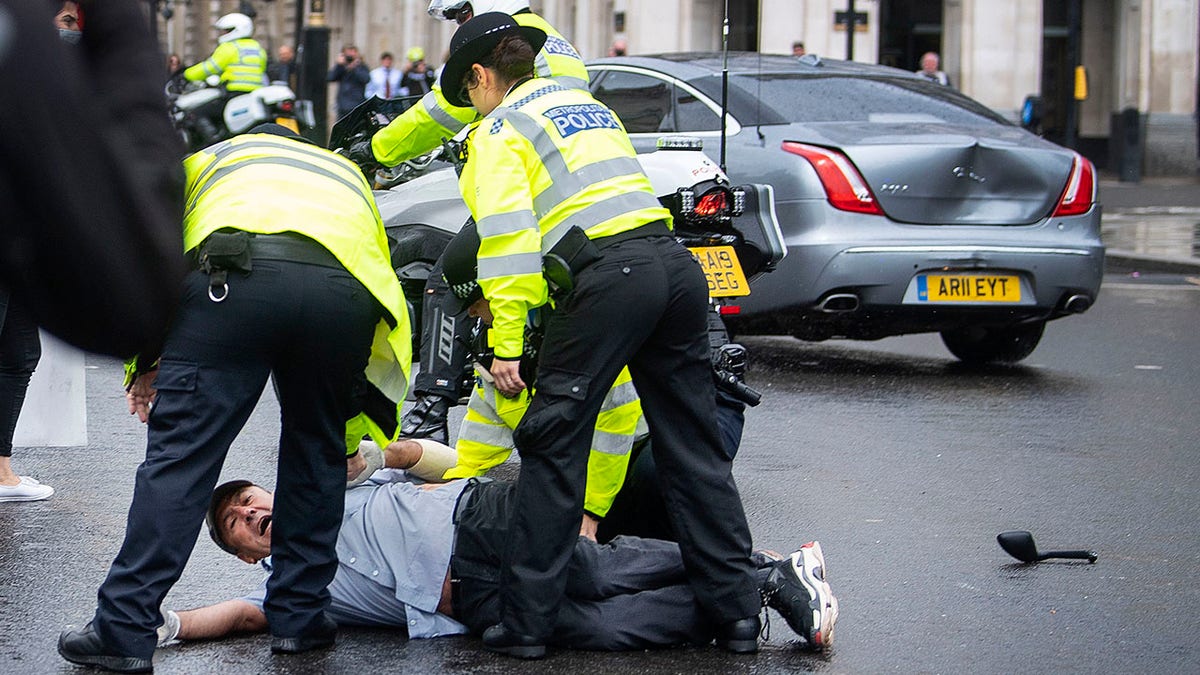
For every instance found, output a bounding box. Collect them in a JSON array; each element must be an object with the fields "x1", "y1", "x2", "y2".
[
  {"x1": 214, "y1": 13, "x2": 253, "y2": 43},
  {"x1": 427, "y1": 0, "x2": 529, "y2": 22}
]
